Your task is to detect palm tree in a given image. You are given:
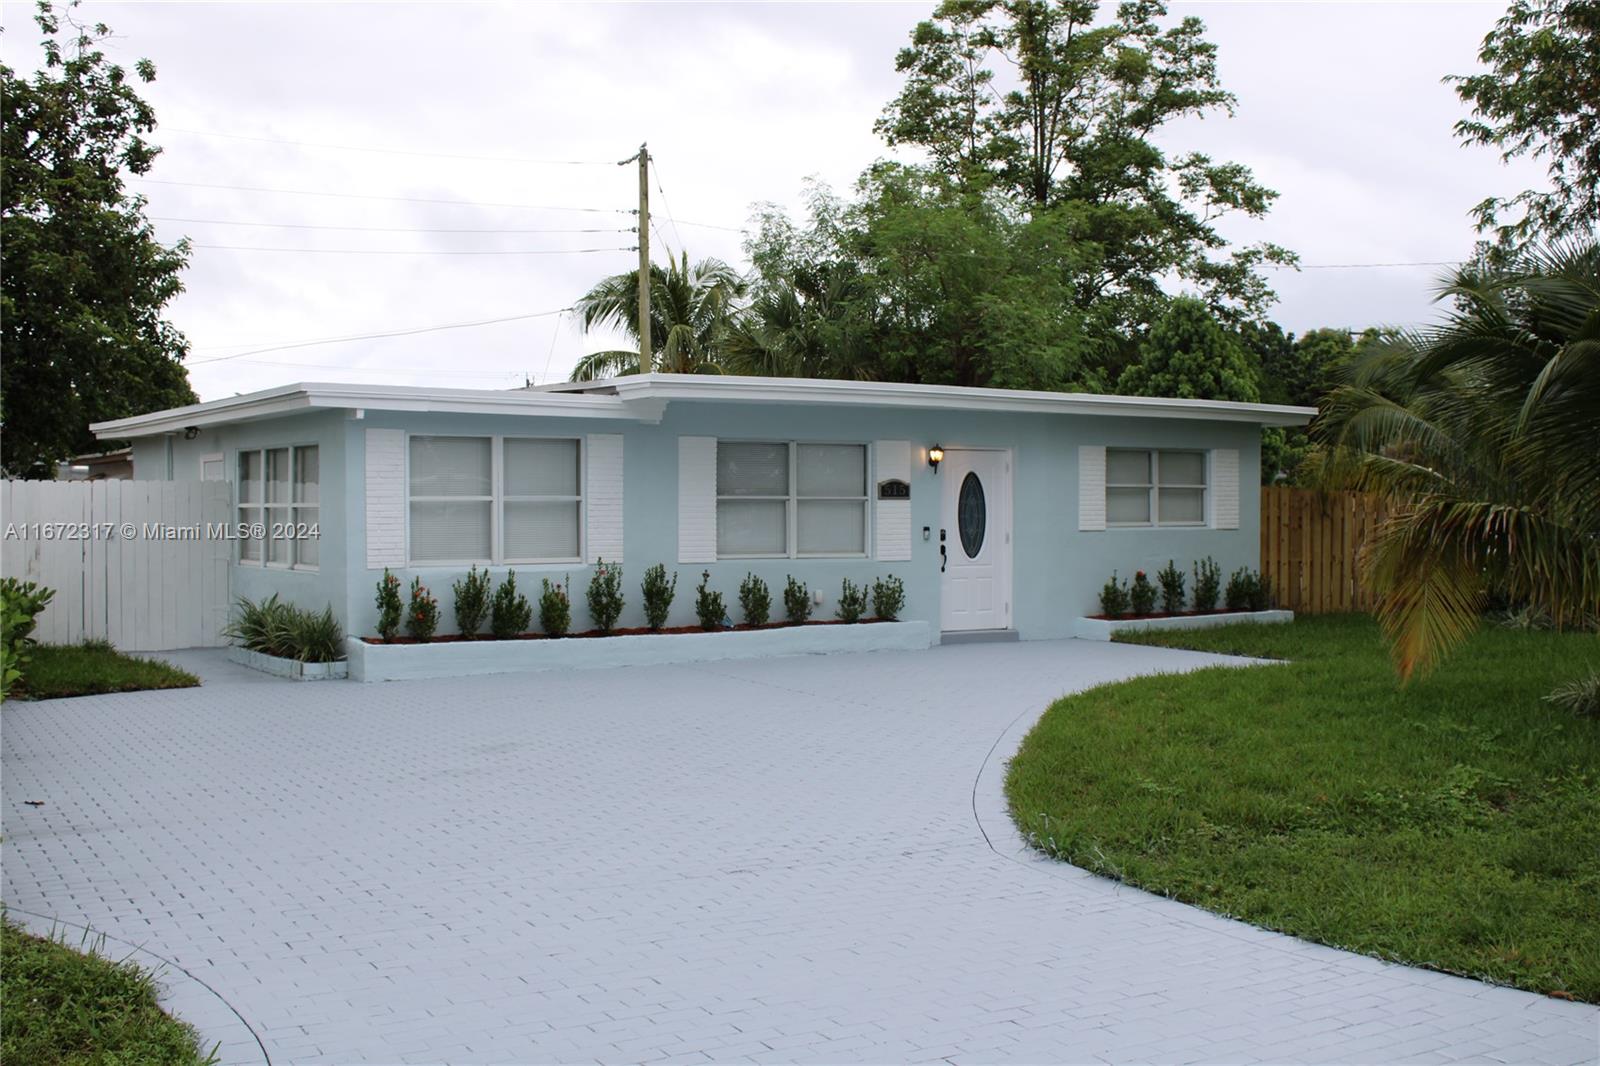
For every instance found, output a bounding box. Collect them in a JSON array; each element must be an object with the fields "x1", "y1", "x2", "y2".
[
  {"x1": 569, "y1": 254, "x2": 746, "y2": 380},
  {"x1": 724, "y1": 263, "x2": 880, "y2": 380},
  {"x1": 1314, "y1": 241, "x2": 1600, "y2": 679}
]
